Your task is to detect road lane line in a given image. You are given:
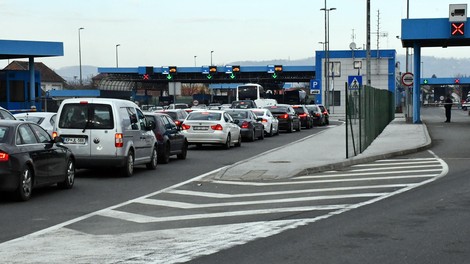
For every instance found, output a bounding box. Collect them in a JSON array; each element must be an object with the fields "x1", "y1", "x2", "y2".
[
  {"x1": 98, "y1": 204, "x2": 352, "y2": 223},
  {"x1": 135, "y1": 193, "x2": 387, "y2": 209},
  {"x1": 353, "y1": 160, "x2": 440, "y2": 167},
  {"x1": 212, "y1": 174, "x2": 440, "y2": 186},
  {"x1": 167, "y1": 184, "x2": 411, "y2": 198},
  {"x1": 348, "y1": 164, "x2": 442, "y2": 172},
  {"x1": 297, "y1": 169, "x2": 442, "y2": 179}
]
